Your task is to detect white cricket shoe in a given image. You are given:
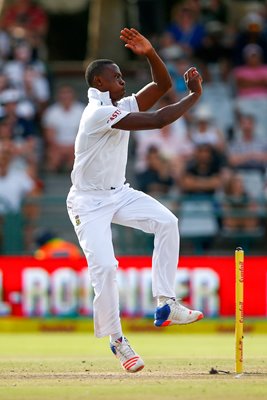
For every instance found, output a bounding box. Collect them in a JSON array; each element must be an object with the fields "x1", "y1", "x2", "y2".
[
  {"x1": 110, "y1": 337, "x2": 145, "y2": 373},
  {"x1": 154, "y1": 298, "x2": 204, "y2": 327}
]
